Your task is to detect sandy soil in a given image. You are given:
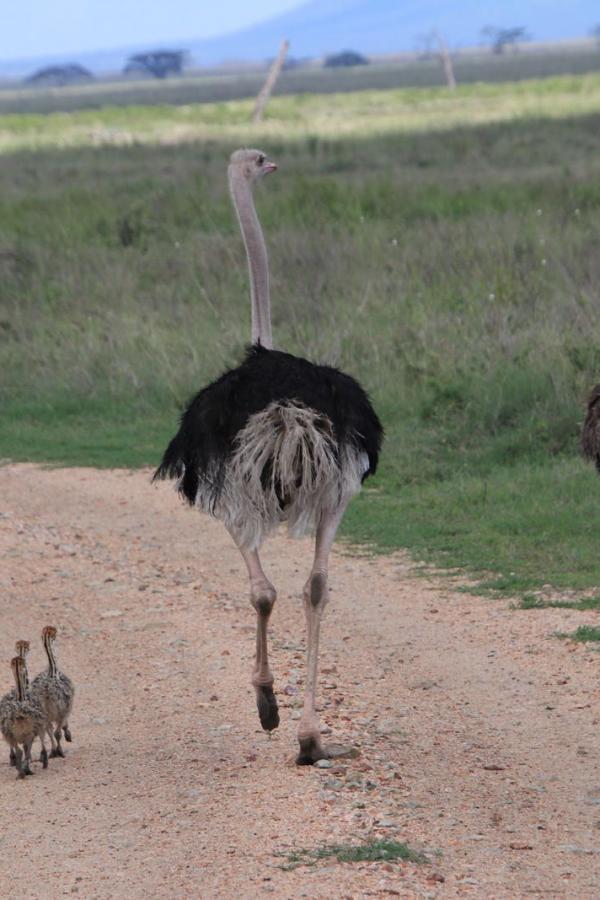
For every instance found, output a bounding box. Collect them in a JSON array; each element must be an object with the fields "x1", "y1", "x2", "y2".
[{"x1": 1, "y1": 463, "x2": 599, "y2": 899}]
